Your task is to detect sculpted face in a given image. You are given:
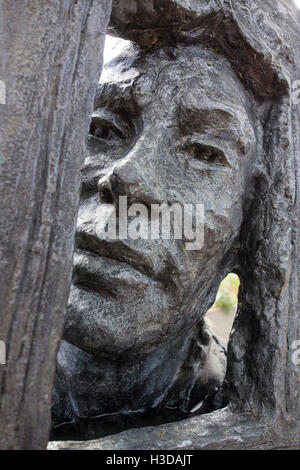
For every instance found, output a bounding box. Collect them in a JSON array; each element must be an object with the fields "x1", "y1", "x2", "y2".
[{"x1": 63, "y1": 41, "x2": 256, "y2": 359}]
